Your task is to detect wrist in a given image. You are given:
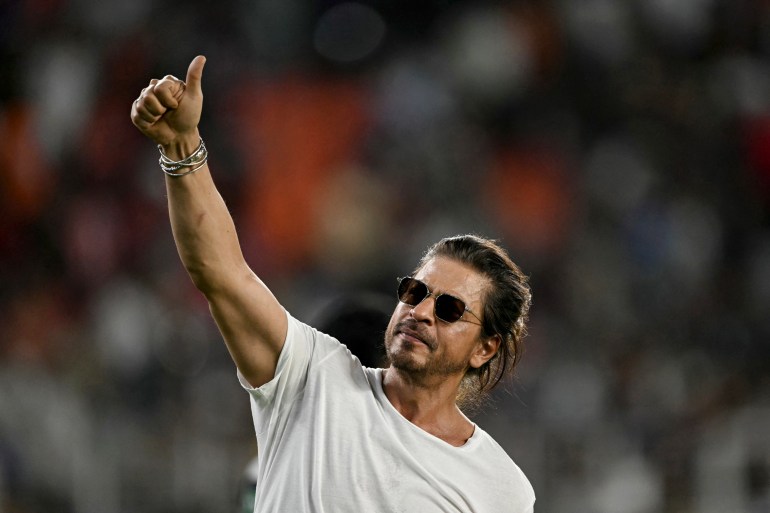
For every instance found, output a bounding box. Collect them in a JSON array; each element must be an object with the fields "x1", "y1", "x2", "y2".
[
  {"x1": 158, "y1": 135, "x2": 208, "y2": 178},
  {"x1": 160, "y1": 131, "x2": 202, "y2": 160}
]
